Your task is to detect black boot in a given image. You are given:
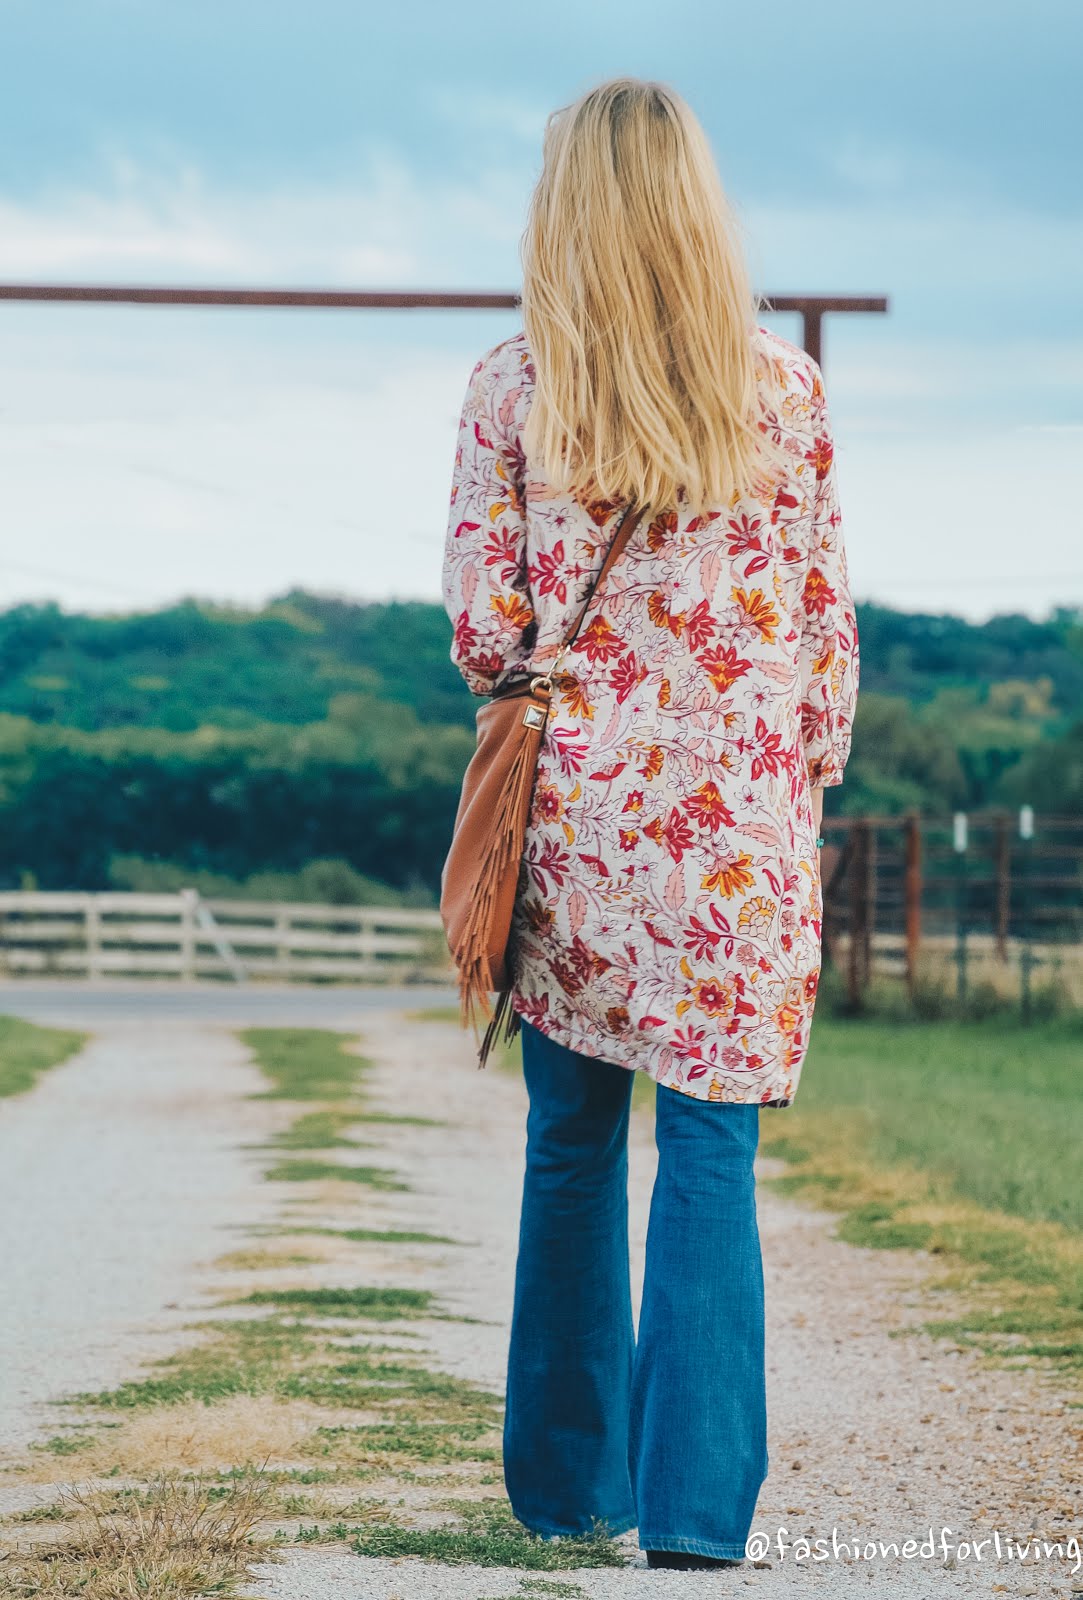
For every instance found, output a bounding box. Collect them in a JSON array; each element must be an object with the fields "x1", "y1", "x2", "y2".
[{"x1": 646, "y1": 1550, "x2": 743, "y2": 1570}]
